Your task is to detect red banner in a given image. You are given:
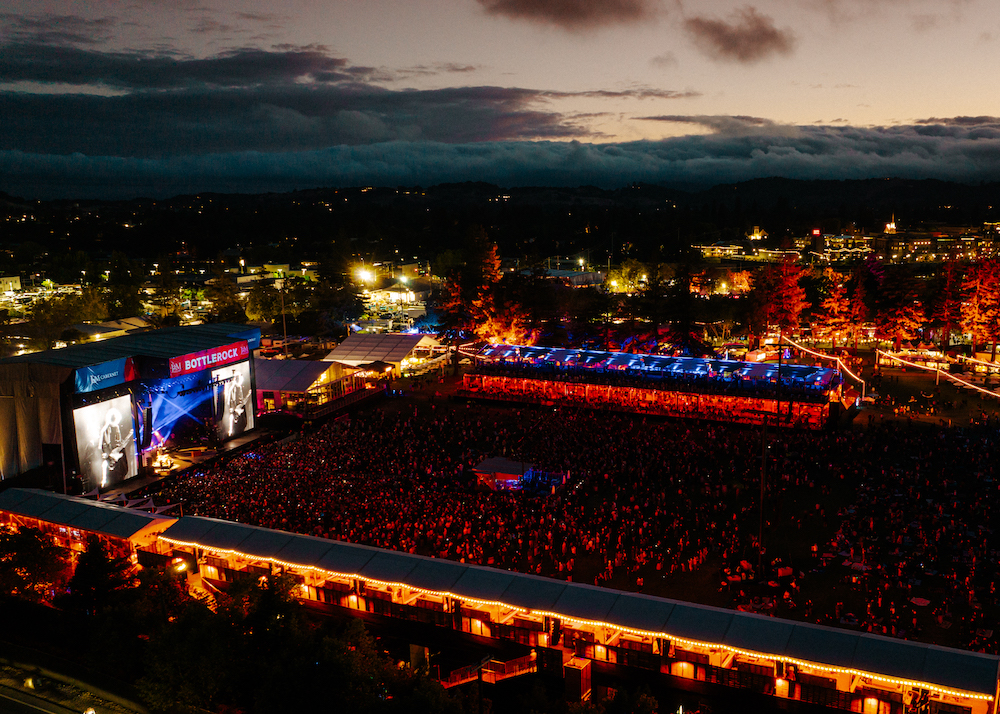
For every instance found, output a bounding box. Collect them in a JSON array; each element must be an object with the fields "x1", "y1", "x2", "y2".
[{"x1": 169, "y1": 341, "x2": 249, "y2": 378}]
